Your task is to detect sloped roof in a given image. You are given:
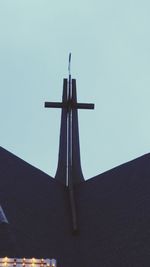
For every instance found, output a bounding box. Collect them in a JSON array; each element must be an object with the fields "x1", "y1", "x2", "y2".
[{"x1": 0, "y1": 146, "x2": 150, "y2": 266}]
